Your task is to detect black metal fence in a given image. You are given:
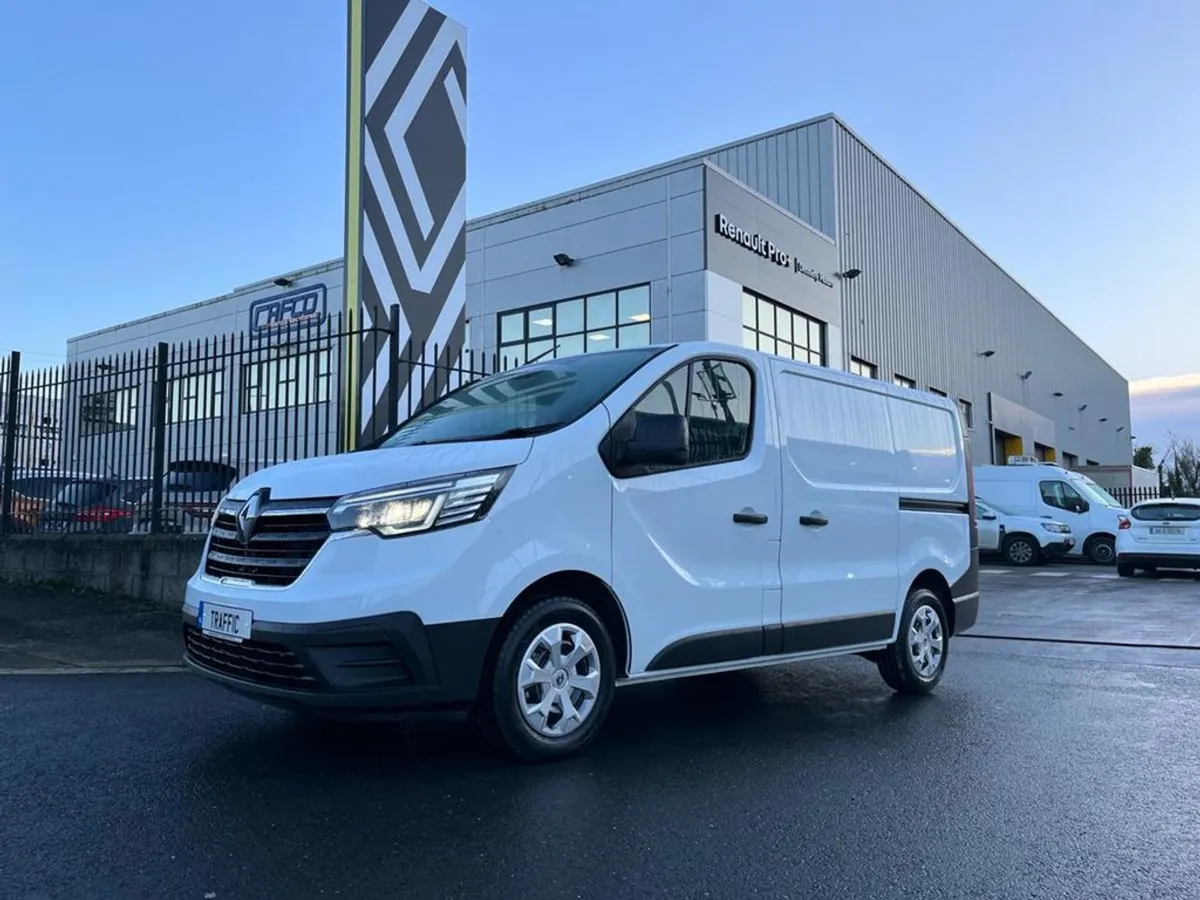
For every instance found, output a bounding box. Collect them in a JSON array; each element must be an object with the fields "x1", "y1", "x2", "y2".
[
  {"x1": 1108, "y1": 485, "x2": 1166, "y2": 508},
  {"x1": 0, "y1": 310, "x2": 518, "y2": 536}
]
